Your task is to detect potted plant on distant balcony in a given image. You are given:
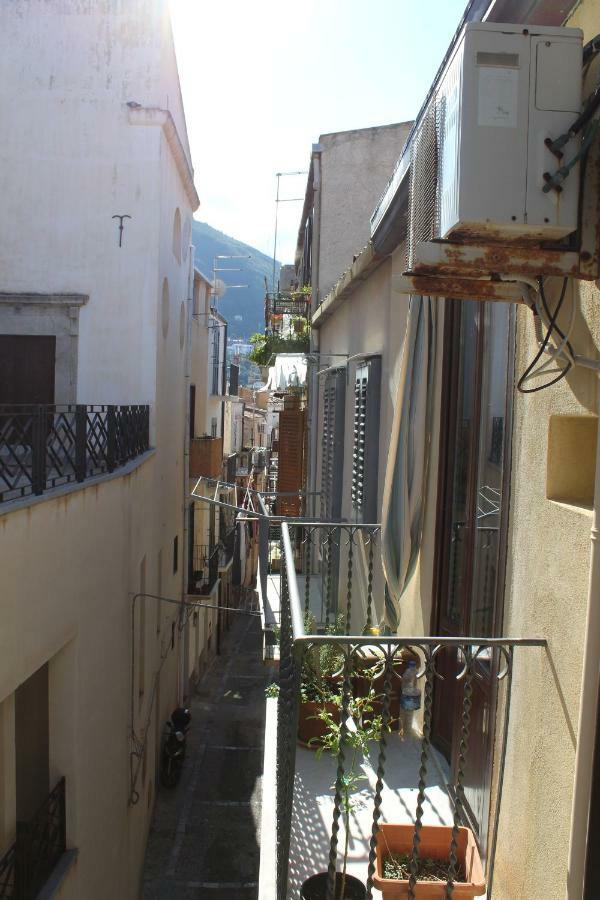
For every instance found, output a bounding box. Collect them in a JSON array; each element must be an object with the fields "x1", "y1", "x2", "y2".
[
  {"x1": 300, "y1": 672, "x2": 384, "y2": 899},
  {"x1": 372, "y1": 822, "x2": 486, "y2": 898}
]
